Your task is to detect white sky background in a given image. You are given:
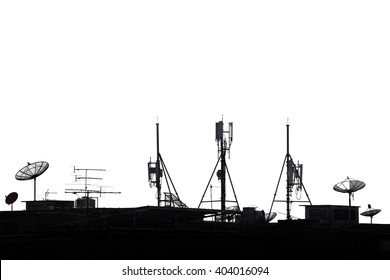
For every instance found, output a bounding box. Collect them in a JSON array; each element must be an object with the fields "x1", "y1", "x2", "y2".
[{"x1": 1, "y1": 1, "x2": 390, "y2": 223}]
